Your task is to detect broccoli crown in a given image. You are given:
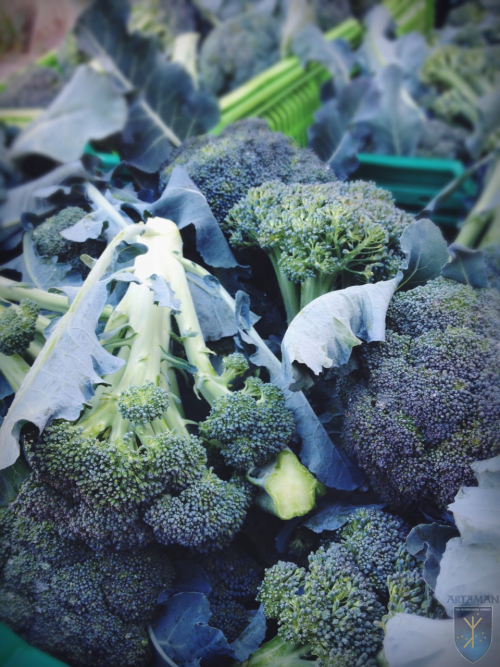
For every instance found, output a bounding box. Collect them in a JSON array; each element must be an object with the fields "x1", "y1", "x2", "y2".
[
  {"x1": 12, "y1": 475, "x2": 155, "y2": 551},
  {"x1": 160, "y1": 118, "x2": 335, "y2": 223},
  {"x1": 258, "y1": 542, "x2": 384, "y2": 666},
  {"x1": 226, "y1": 179, "x2": 413, "y2": 313},
  {"x1": 199, "y1": 12, "x2": 281, "y2": 96},
  {"x1": 117, "y1": 380, "x2": 170, "y2": 423},
  {"x1": 0, "y1": 506, "x2": 175, "y2": 667},
  {"x1": 200, "y1": 376, "x2": 295, "y2": 470},
  {"x1": 416, "y1": 118, "x2": 469, "y2": 160},
  {"x1": 144, "y1": 469, "x2": 252, "y2": 552},
  {"x1": 24, "y1": 419, "x2": 211, "y2": 549},
  {"x1": 335, "y1": 508, "x2": 409, "y2": 595},
  {"x1": 383, "y1": 546, "x2": 443, "y2": 626},
  {"x1": 197, "y1": 547, "x2": 261, "y2": 642},
  {"x1": 32, "y1": 206, "x2": 106, "y2": 272},
  {"x1": 0, "y1": 299, "x2": 39, "y2": 356},
  {"x1": 341, "y1": 277, "x2": 500, "y2": 509}
]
